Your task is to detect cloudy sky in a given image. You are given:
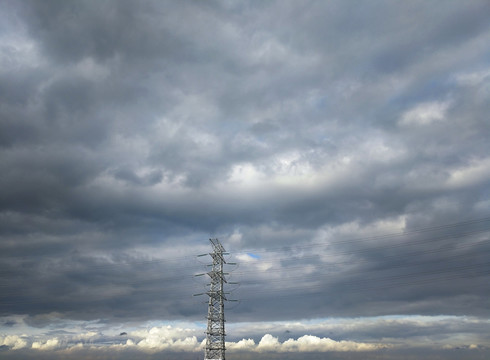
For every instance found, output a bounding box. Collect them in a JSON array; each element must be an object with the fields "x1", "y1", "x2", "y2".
[{"x1": 1, "y1": 0, "x2": 490, "y2": 359}]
